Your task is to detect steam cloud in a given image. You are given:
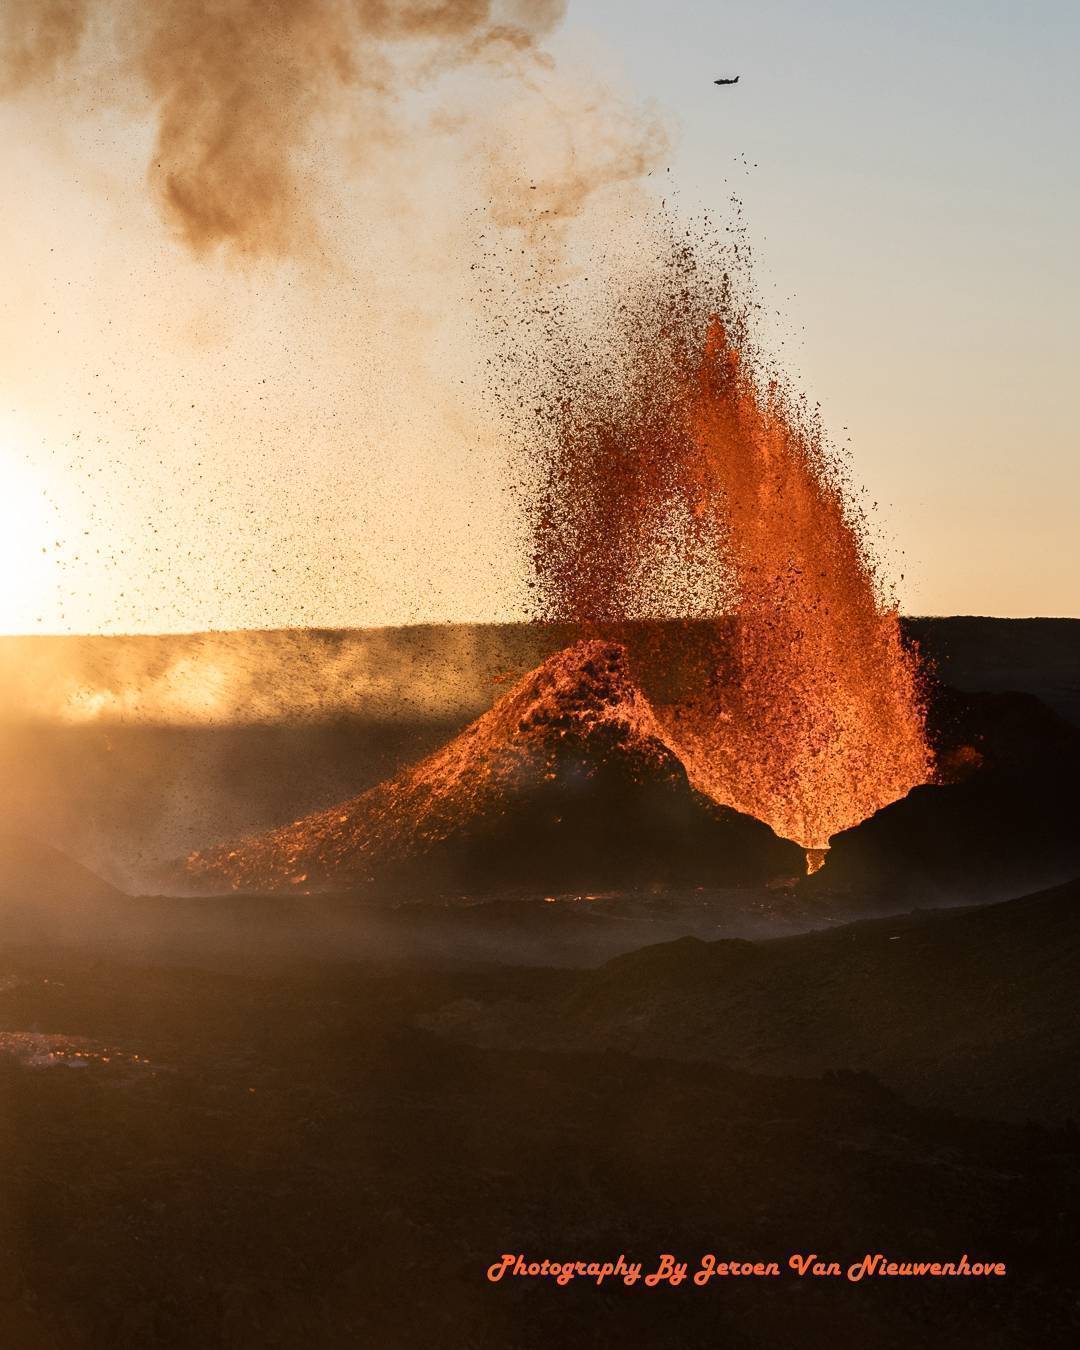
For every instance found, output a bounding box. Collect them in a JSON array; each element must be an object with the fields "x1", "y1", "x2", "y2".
[{"x1": 0, "y1": 0, "x2": 628, "y2": 258}]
